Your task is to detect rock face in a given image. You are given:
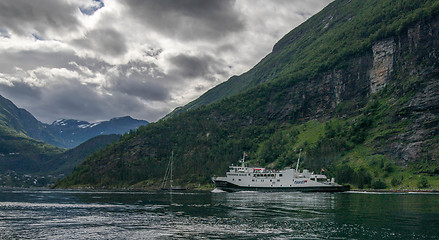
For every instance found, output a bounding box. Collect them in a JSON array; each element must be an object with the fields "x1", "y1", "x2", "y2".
[
  {"x1": 274, "y1": 54, "x2": 372, "y2": 122},
  {"x1": 270, "y1": 15, "x2": 439, "y2": 166},
  {"x1": 369, "y1": 38, "x2": 396, "y2": 94},
  {"x1": 390, "y1": 17, "x2": 439, "y2": 166}
]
